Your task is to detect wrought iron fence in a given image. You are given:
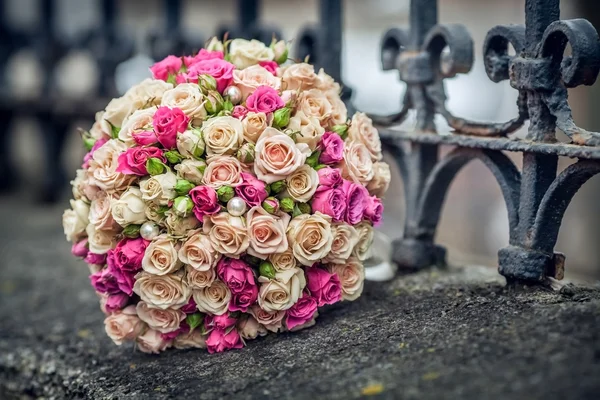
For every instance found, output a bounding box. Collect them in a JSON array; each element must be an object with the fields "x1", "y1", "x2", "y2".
[{"x1": 1, "y1": 0, "x2": 598, "y2": 283}]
